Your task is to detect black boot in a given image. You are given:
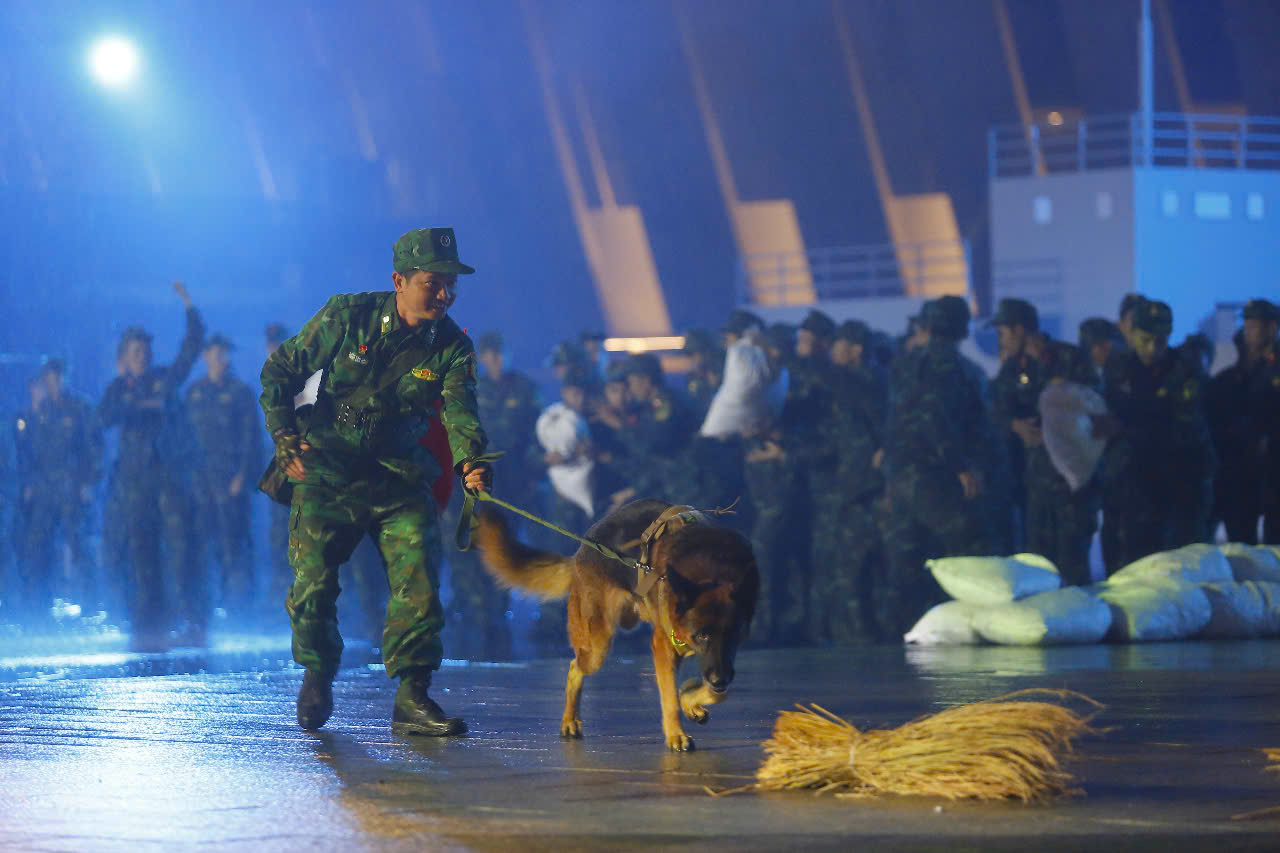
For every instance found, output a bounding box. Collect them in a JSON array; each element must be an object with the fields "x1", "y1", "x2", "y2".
[
  {"x1": 392, "y1": 669, "x2": 466, "y2": 736},
  {"x1": 297, "y1": 670, "x2": 334, "y2": 731}
]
